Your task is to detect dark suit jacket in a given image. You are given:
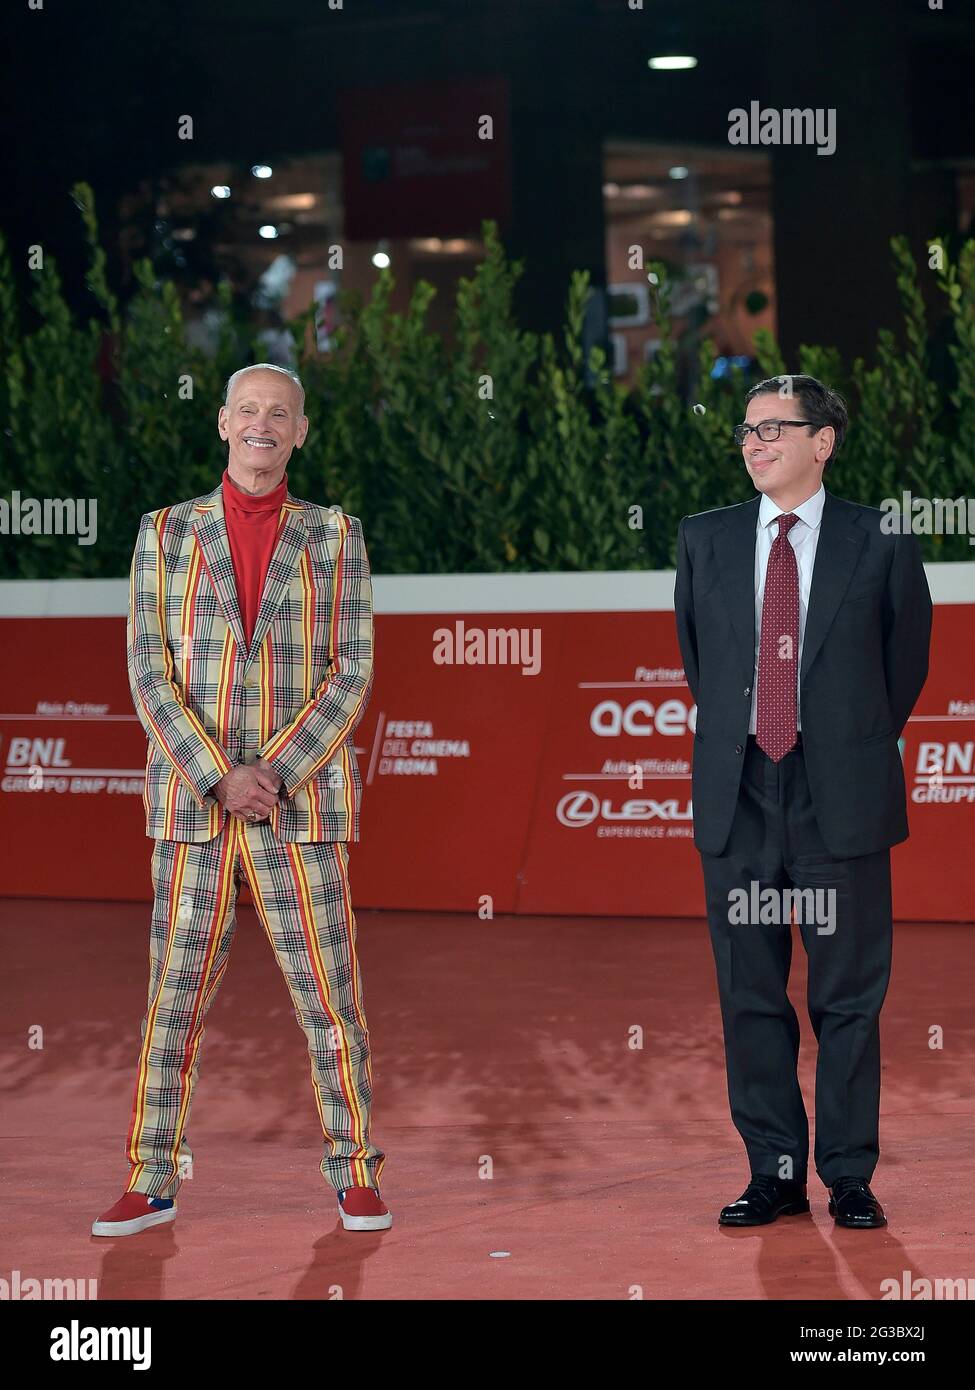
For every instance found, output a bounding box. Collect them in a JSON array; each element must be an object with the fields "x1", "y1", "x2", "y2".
[{"x1": 674, "y1": 489, "x2": 933, "y2": 859}]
